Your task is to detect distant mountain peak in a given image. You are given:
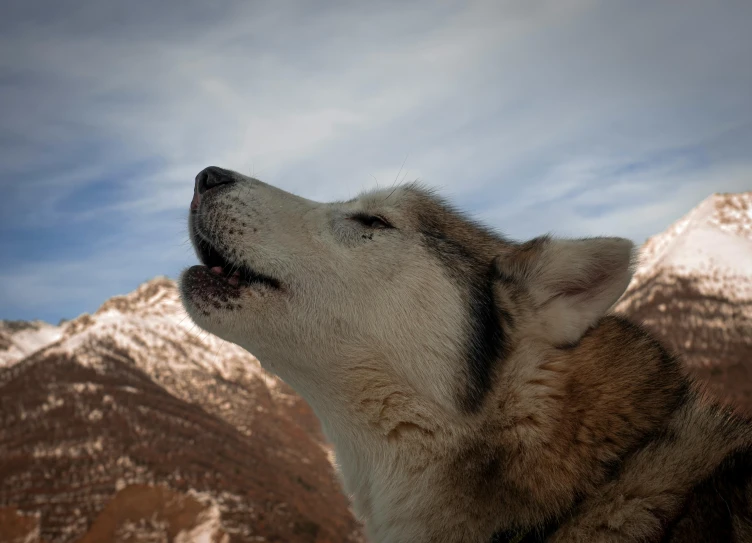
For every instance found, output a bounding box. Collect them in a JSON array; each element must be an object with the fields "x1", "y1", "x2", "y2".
[
  {"x1": 0, "y1": 318, "x2": 62, "y2": 368},
  {"x1": 1, "y1": 277, "x2": 184, "y2": 369},
  {"x1": 95, "y1": 276, "x2": 179, "y2": 317},
  {"x1": 616, "y1": 190, "x2": 752, "y2": 410},
  {"x1": 631, "y1": 191, "x2": 752, "y2": 298},
  {"x1": 708, "y1": 191, "x2": 752, "y2": 237}
]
